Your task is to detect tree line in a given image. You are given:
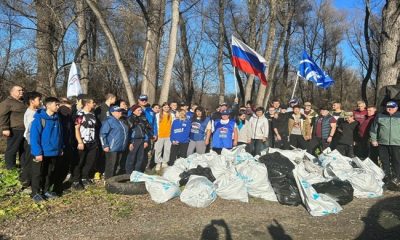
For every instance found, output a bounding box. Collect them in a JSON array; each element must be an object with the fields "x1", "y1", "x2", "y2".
[{"x1": 0, "y1": 0, "x2": 399, "y2": 109}]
